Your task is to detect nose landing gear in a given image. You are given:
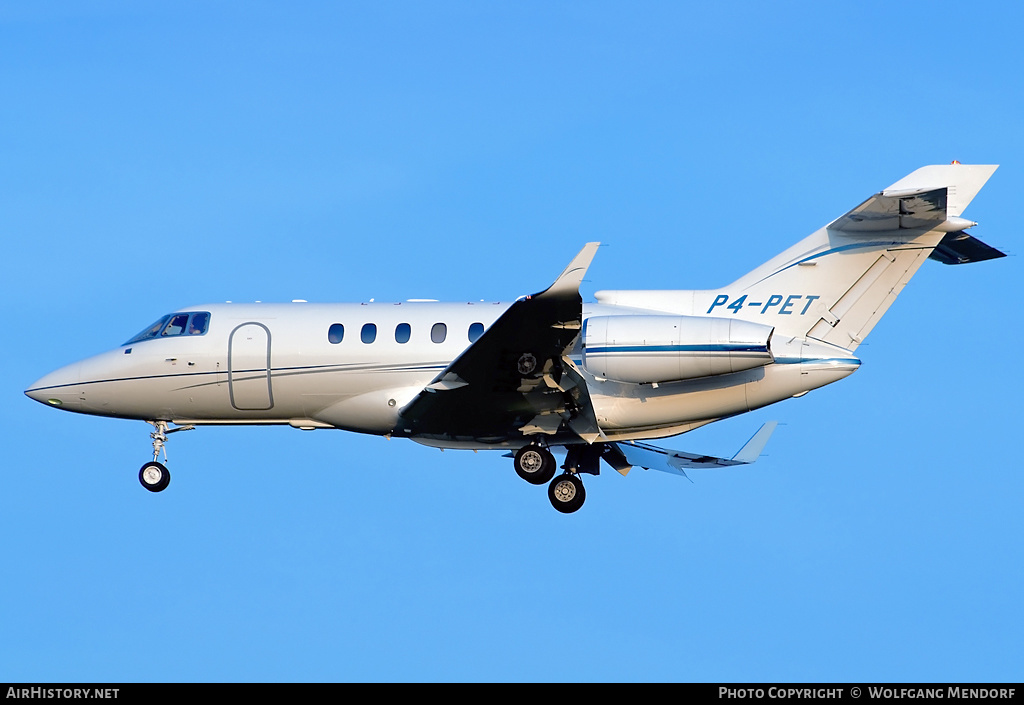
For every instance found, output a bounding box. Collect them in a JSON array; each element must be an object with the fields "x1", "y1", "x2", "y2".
[
  {"x1": 139, "y1": 420, "x2": 193, "y2": 493},
  {"x1": 139, "y1": 461, "x2": 170, "y2": 492}
]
